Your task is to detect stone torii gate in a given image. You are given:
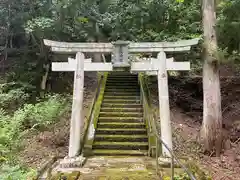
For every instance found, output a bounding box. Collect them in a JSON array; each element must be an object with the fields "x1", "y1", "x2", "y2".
[{"x1": 44, "y1": 39, "x2": 199, "y2": 158}]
